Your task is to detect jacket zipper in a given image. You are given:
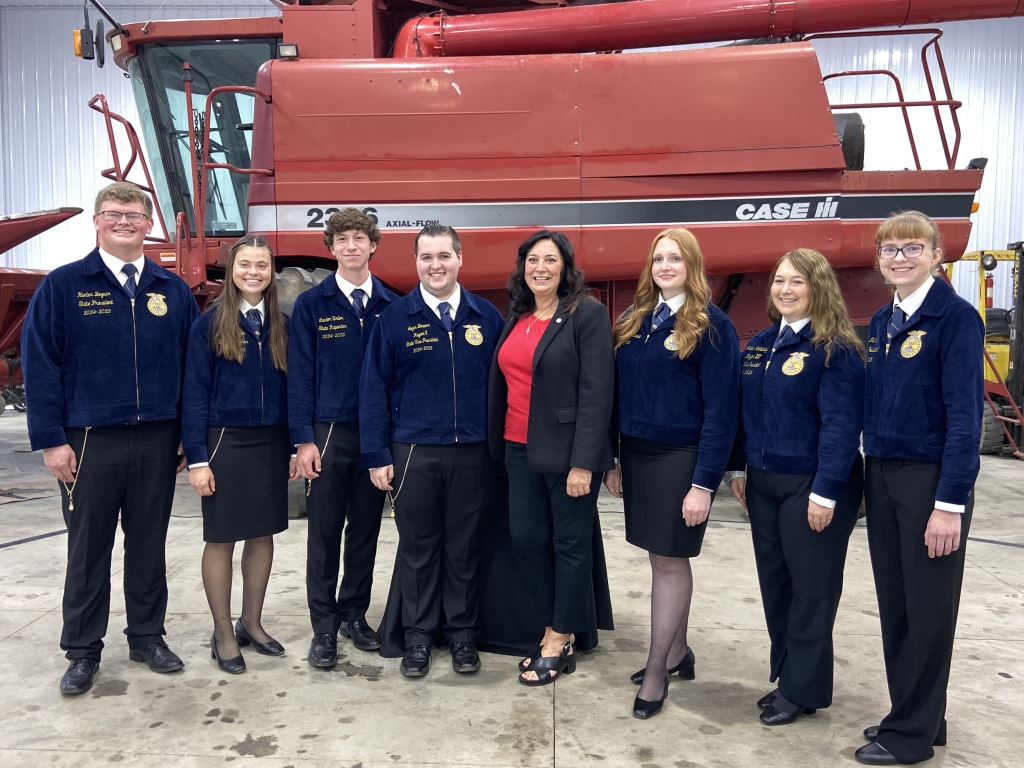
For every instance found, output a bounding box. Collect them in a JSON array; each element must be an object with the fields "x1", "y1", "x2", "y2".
[
  {"x1": 449, "y1": 330, "x2": 459, "y2": 442},
  {"x1": 130, "y1": 297, "x2": 140, "y2": 419},
  {"x1": 257, "y1": 334, "x2": 265, "y2": 423}
]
